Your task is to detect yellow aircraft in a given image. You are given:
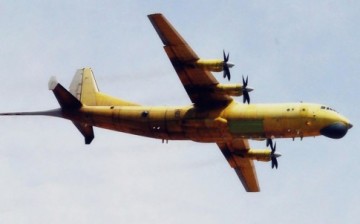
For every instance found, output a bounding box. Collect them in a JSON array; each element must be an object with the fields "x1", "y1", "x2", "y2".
[{"x1": 0, "y1": 13, "x2": 353, "y2": 192}]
